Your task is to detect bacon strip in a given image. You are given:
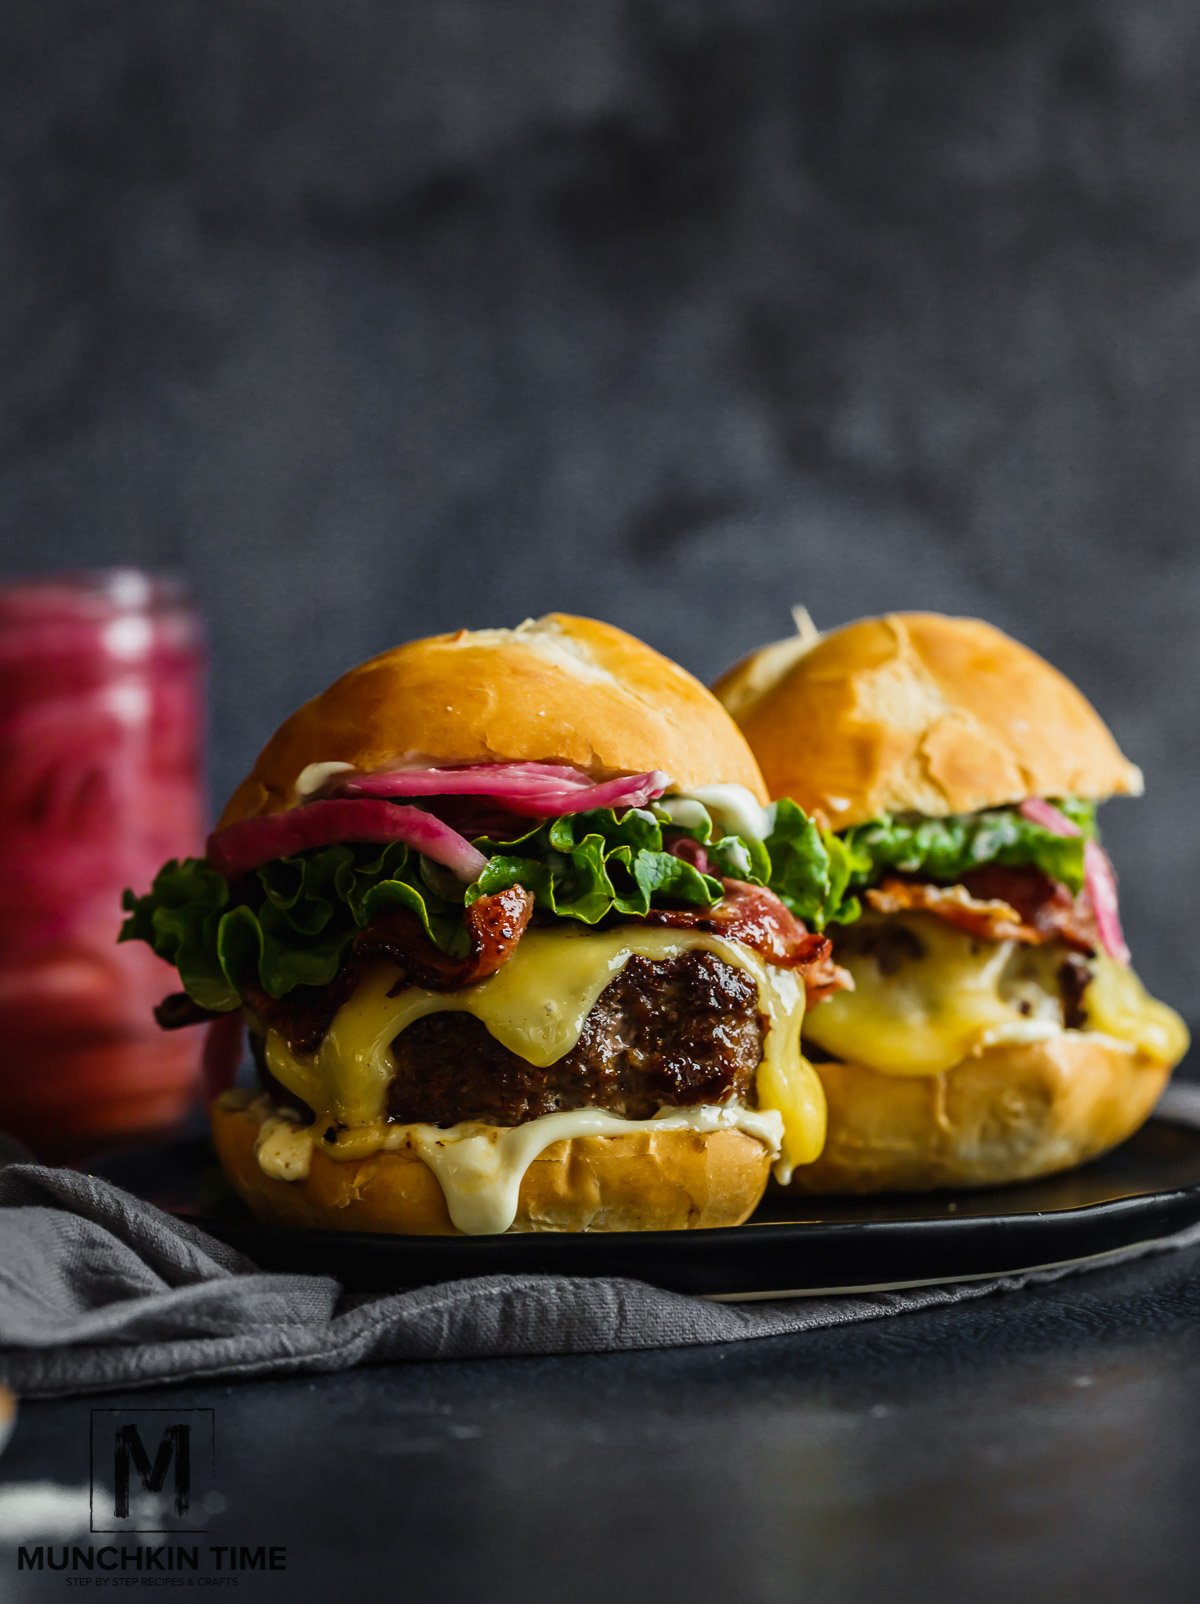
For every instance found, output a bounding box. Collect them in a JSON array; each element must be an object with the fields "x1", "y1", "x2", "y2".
[
  {"x1": 375, "y1": 884, "x2": 535, "y2": 991},
  {"x1": 643, "y1": 879, "x2": 851, "y2": 1004},
  {"x1": 865, "y1": 866, "x2": 1098, "y2": 954}
]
